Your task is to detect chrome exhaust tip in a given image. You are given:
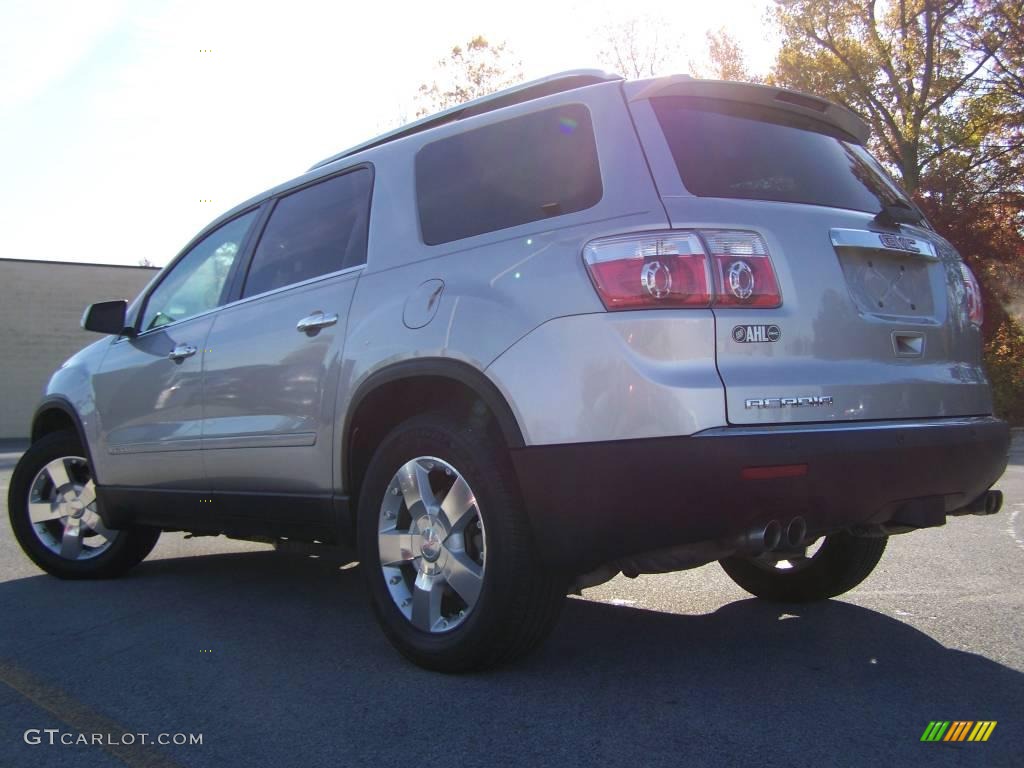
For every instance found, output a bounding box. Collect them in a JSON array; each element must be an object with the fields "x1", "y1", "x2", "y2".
[
  {"x1": 763, "y1": 520, "x2": 782, "y2": 551},
  {"x1": 785, "y1": 517, "x2": 808, "y2": 548},
  {"x1": 950, "y1": 489, "x2": 1004, "y2": 517},
  {"x1": 731, "y1": 520, "x2": 781, "y2": 555},
  {"x1": 985, "y1": 490, "x2": 1003, "y2": 515}
]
